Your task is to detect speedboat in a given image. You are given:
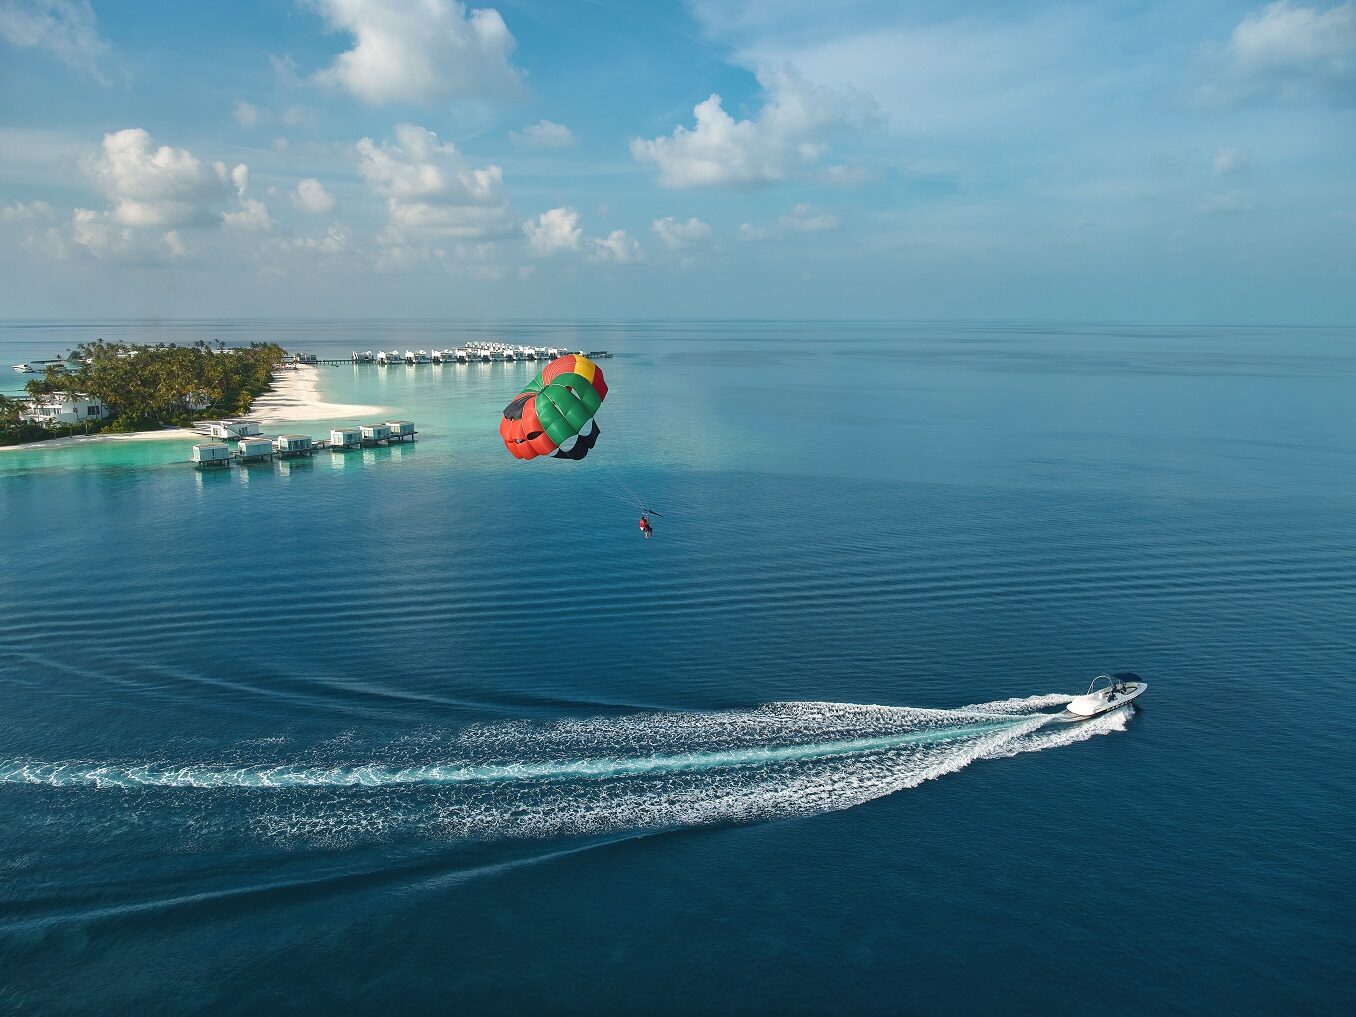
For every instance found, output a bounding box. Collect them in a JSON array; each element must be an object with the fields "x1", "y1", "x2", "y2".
[{"x1": 1064, "y1": 673, "x2": 1147, "y2": 718}]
